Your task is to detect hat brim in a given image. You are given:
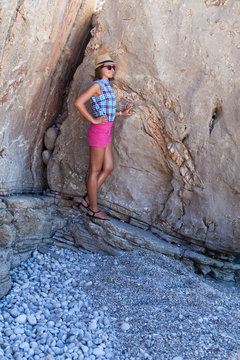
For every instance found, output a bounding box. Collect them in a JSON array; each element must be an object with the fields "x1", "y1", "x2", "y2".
[{"x1": 94, "y1": 61, "x2": 117, "y2": 70}]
